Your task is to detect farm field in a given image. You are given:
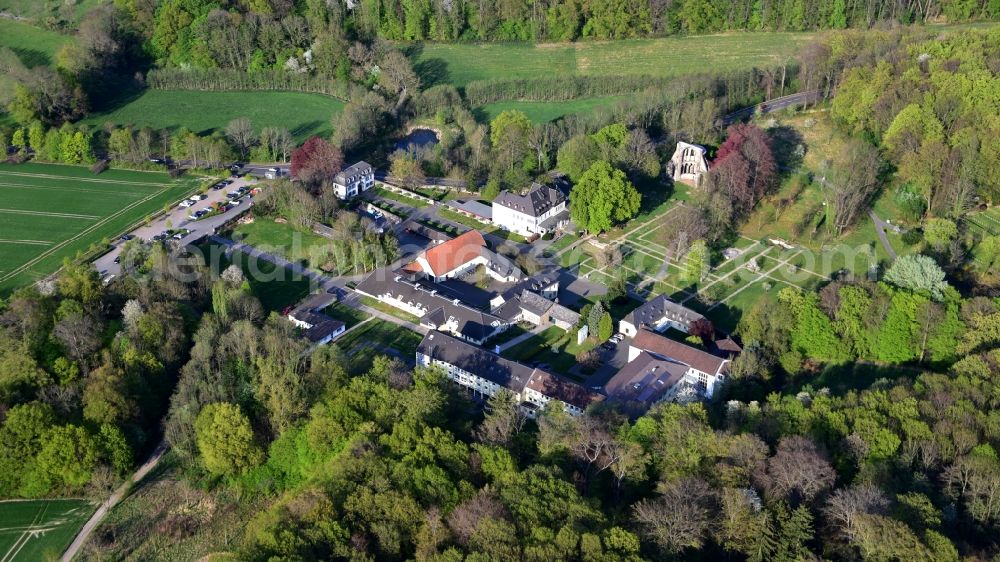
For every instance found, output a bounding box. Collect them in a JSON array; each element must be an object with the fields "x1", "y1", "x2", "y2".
[
  {"x1": 408, "y1": 32, "x2": 818, "y2": 87},
  {"x1": 81, "y1": 90, "x2": 344, "y2": 143},
  {"x1": 475, "y1": 95, "x2": 628, "y2": 123},
  {"x1": 0, "y1": 162, "x2": 202, "y2": 294},
  {"x1": 0, "y1": 499, "x2": 94, "y2": 562}
]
